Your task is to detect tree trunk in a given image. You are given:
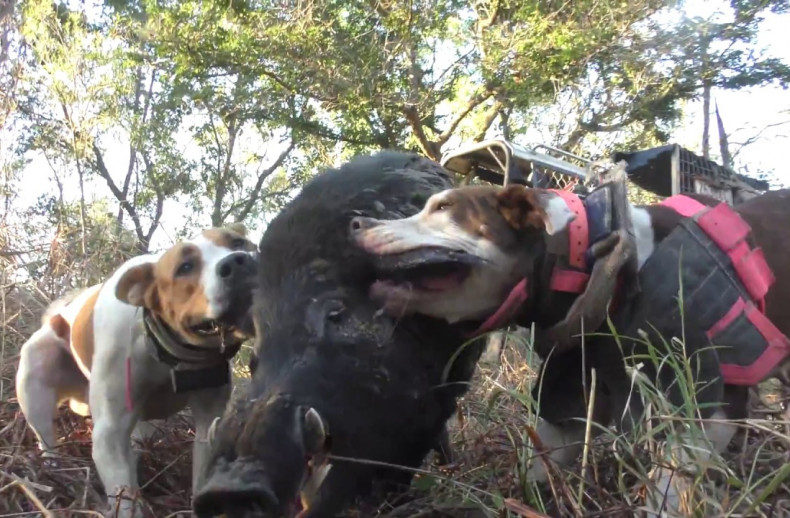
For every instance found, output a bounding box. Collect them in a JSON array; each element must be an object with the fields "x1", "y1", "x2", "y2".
[
  {"x1": 715, "y1": 101, "x2": 732, "y2": 169},
  {"x1": 702, "y1": 81, "x2": 711, "y2": 160}
]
